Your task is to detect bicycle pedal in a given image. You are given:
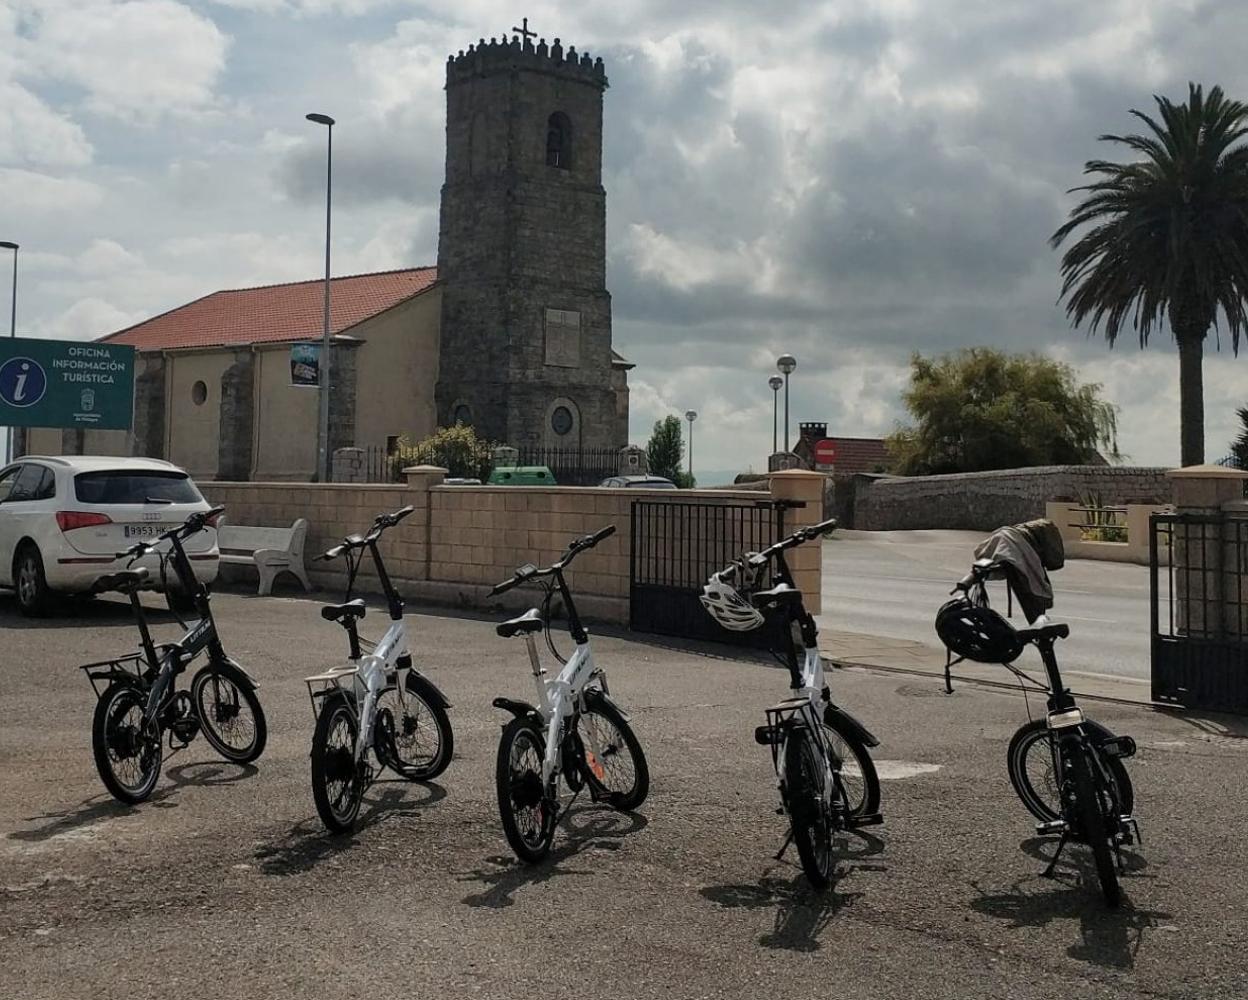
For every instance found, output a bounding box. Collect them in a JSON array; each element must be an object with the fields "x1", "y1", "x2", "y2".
[
  {"x1": 848, "y1": 812, "x2": 883, "y2": 828},
  {"x1": 1036, "y1": 819, "x2": 1067, "y2": 836}
]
